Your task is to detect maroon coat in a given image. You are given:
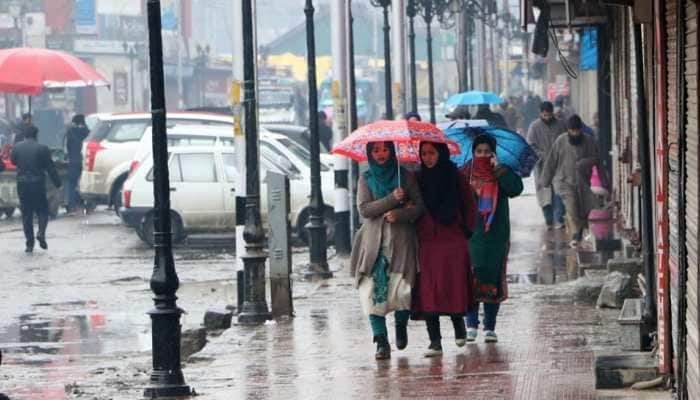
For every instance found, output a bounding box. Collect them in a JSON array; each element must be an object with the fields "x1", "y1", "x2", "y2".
[{"x1": 414, "y1": 172, "x2": 476, "y2": 315}]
